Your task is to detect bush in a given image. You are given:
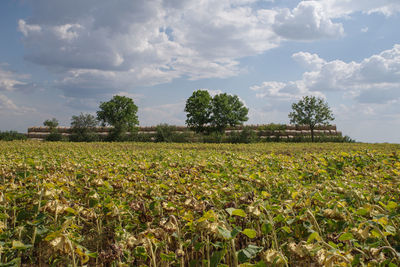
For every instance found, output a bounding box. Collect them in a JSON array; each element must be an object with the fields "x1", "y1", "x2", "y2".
[
  {"x1": 285, "y1": 134, "x2": 355, "y2": 143},
  {"x1": 69, "y1": 131, "x2": 99, "y2": 142},
  {"x1": 129, "y1": 132, "x2": 155, "y2": 142},
  {"x1": 45, "y1": 132, "x2": 63, "y2": 141},
  {"x1": 0, "y1": 131, "x2": 27, "y2": 141},
  {"x1": 155, "y1": 124, "x2": 192, "y2": 143},
  {"x1": 259, "y1": 123, "x2": 286, "y2": 131},
  {"x1": 202, "y1": 131, "x2": 224, "y2": 143},
  {"x1": 227, "y1": 127, "x2": 258, "y2": 143}
]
